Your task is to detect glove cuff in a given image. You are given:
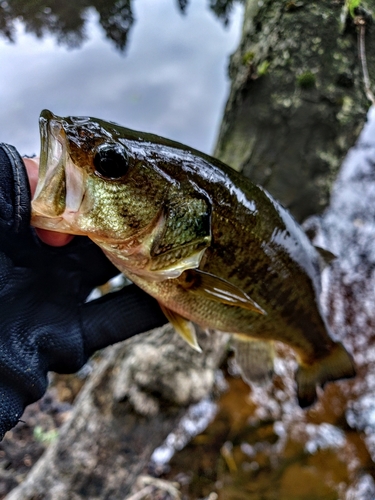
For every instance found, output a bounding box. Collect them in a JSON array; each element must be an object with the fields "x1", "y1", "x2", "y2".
[
  {"x1": 0, "y1": 144, "x2": 31, "y2": 234},
  {"x1": 0, "y1": 378, "x2": 46, "y2": 440}
]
